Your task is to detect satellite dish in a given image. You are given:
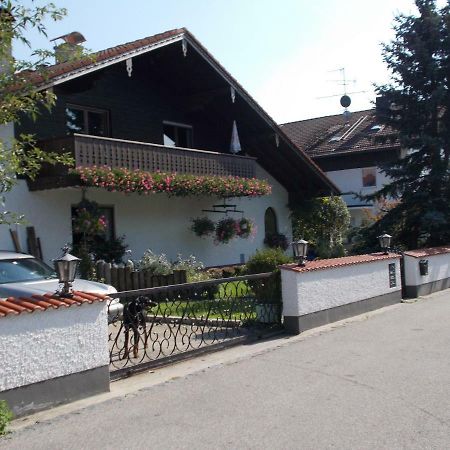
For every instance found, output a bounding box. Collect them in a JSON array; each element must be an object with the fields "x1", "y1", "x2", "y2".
[{"x1": 340, "y1": 94, "x2": 351, "y2": 108}]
